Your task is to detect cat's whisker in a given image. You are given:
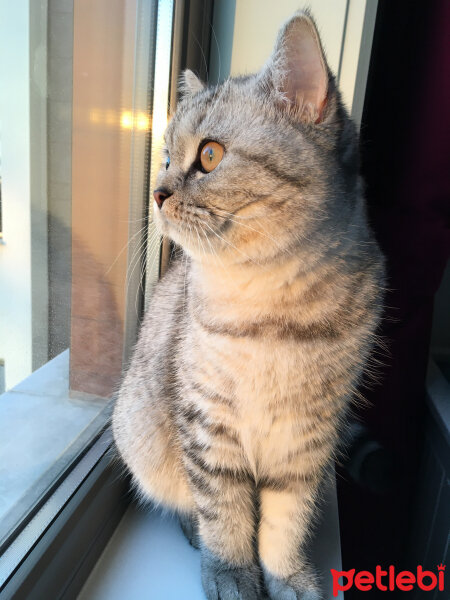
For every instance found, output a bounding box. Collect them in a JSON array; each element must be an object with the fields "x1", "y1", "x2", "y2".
[
  {"x1": 202, "y1": 232, "x2": 218, "y2": 265},
  {"x1": 210, "y1": 21, "x2": 221, "y2": 83},
  {"x1": 129, "y1": 233, "x2": 164, "y2": 311},
  {"x1": 202, "y1": 77, "x2": 227, "y2": 124},
  {"x1": 120, "y1": 215, "x2": 151, "y2": 224},
  {"x1": 125, "y1": 242, "x2": 146, "y2": 297},
  {"x1": 126, "y1": 224, "x2": 160, "y2": 289},
  {"x1": 133, "y1": 232, "x2": 166, "y2": 317},
  {"x1": 145, "y1": 230, "x2": 164, "y2": 277},
  {"x1": 125, "y1": 236, "x2": 149, "y2": 295},
  {"x1": 105, "y1": 221, "x2": 149, "y2": 276},
  {"x1": 125, "y1": 230, "x2": 159, "y2": 295},
  {"x1": 192, "y1": 32, "x2": 209, "y2": 82},
  {"x1": 125, "y1": 247, "x2": 147, "y2": 317},
  {"x1": 193, "y1": 223, "x2": 207, "y2": 260},
  {"x1": 196, "y1": 223, "x2": 239, "y2": 289},
  {"x1": 201, "y1": 221, "x2": 258, "y2": 266},
  {"x1": 125, "y1": 223, "x2": 160, "y2": 276},
  {"x1": 134, "y1": 245, "x2": 149, "y2": 318},
  {"x1": 201, "y1": 204, "x2": 292, "y2": 251},
  {"x1": 188, "y1": 221, "x2": 196, "y2": 254},
  {"x1": 183, "y1": 253, "x2": 189, "y2": 312},
  {"x1": 208, "y1": 209, "x2": 291, "y2": 257}
]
